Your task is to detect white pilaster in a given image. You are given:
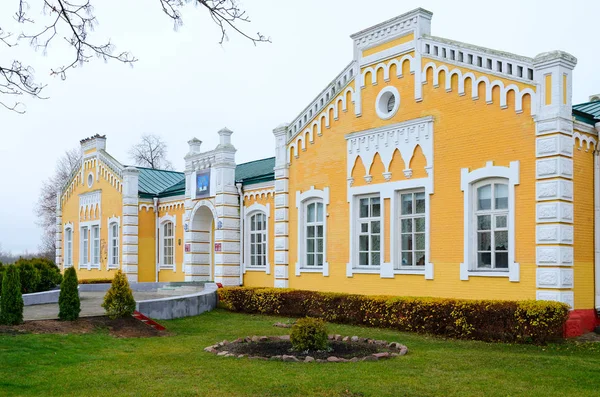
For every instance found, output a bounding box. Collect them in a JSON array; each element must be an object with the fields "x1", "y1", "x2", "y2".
[
  {"x1": 122, "y1": 167, "x2": 140, "y2": 283},
  {"x1": 273, "y1": 124, "x2": 290, "y2": 288}
]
